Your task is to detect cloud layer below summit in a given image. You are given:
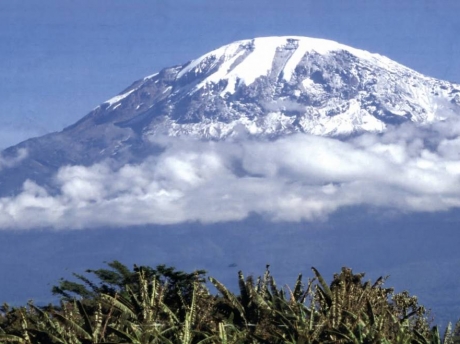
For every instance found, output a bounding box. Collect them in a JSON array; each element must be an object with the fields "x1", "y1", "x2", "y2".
[{"x1": 2, "y1": 119, "x2": 460, "y2": 230}]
